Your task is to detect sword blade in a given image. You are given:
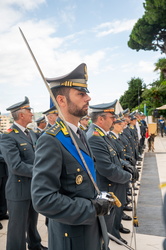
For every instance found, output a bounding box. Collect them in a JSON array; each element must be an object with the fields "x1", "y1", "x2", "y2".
[
  {"x1": 19, "y1": 27, "x2": 100, "y2": 194},
  {"x1": 108, "y1": 233, "x2": 134, "y2": 250}
]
